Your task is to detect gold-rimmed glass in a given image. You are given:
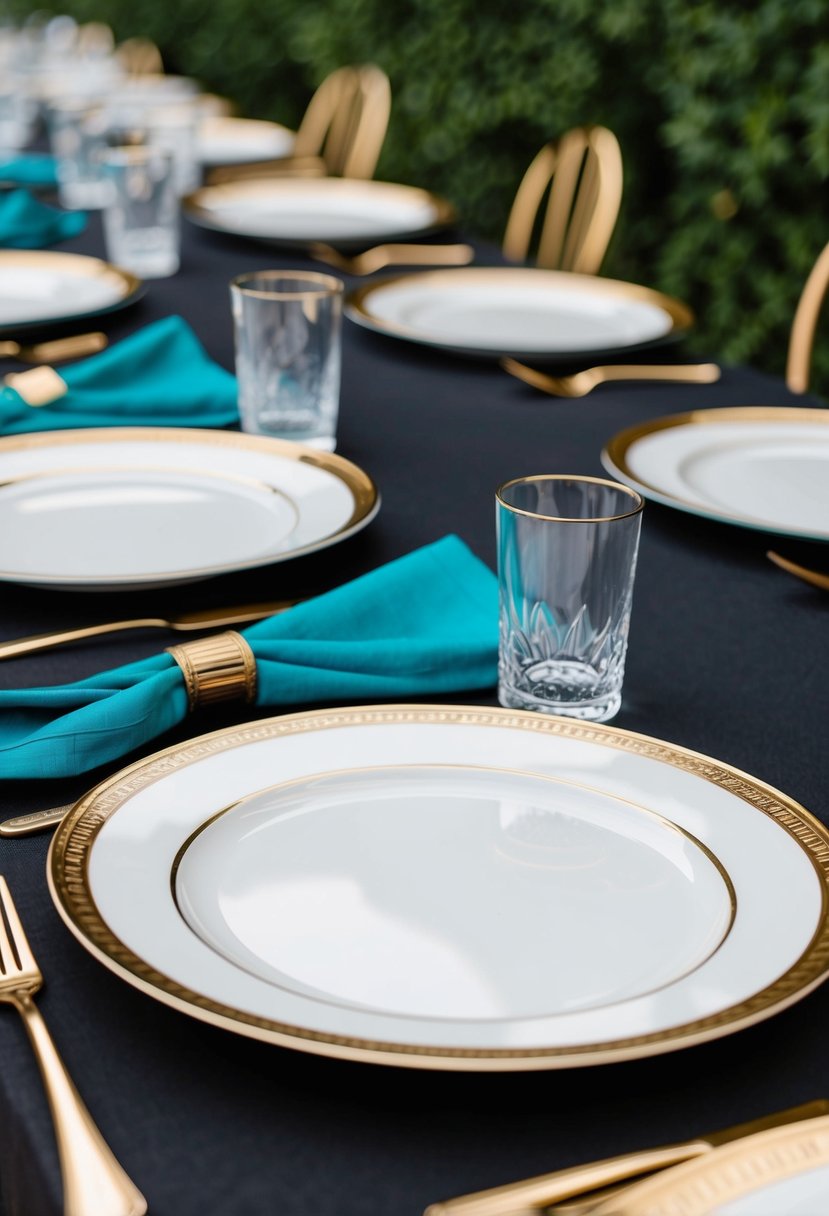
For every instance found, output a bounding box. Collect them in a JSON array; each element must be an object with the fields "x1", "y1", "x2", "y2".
[
  {"x1": 496, "y1": 474, "x2": 644, "y2": 721},
  {"x1": 230, "y1": 270, "x2": 344, "y2": 451}
]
